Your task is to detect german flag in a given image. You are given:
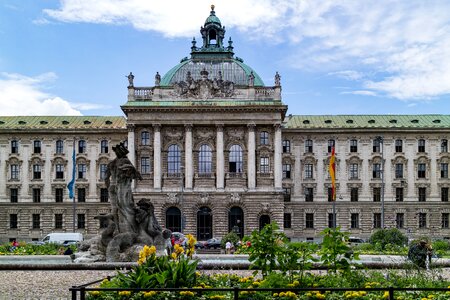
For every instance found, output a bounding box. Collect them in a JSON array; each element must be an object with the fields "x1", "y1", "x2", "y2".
[{"x1": 329, "y1": 146, "x2": 336, "y2": 201}]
